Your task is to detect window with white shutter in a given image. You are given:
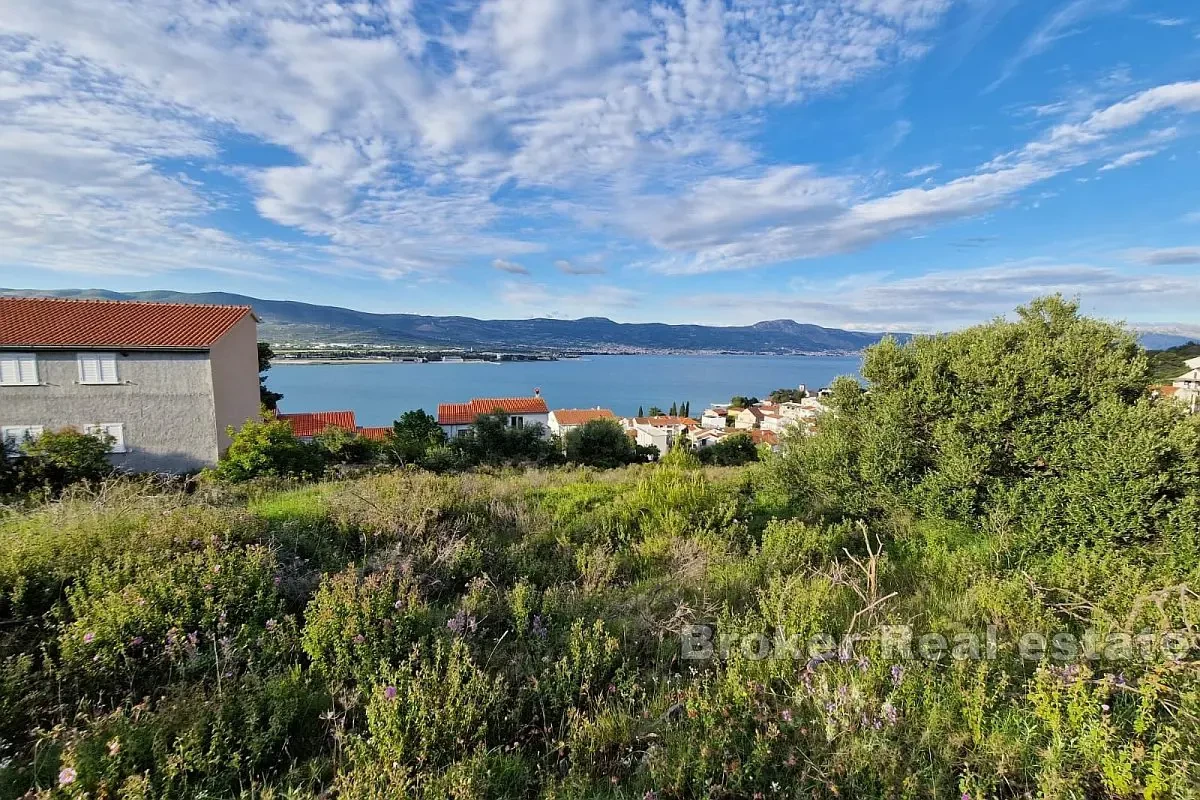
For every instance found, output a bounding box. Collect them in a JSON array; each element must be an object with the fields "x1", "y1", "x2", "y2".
[
  {"x1": 1, "y1": 425, "x2": 44, "y2": 449},
  {"x1": 0, "y1": 353, "x2": 38, "y2": 386},
  {"x1": 84, "y1": 423, "x2": 126, "y2": 453},
  {"x1": 77, "y1": 353, "x2": 119, "y2": 384}
]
